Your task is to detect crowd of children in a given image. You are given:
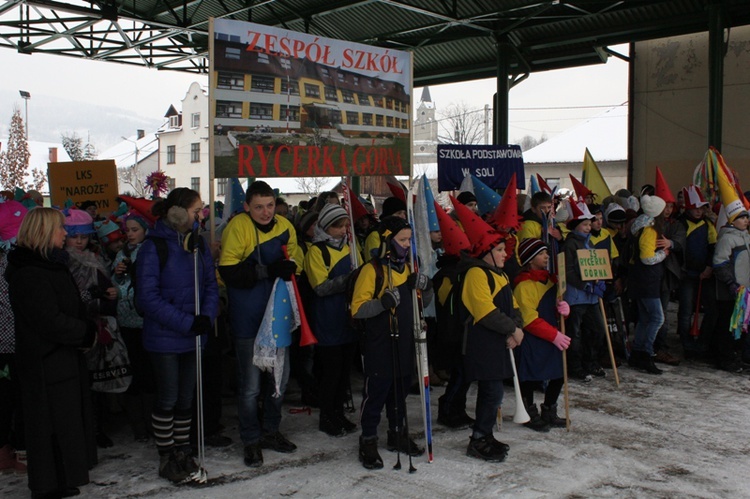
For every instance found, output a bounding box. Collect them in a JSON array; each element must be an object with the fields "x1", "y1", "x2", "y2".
[{"x1": 1, "y1": 167, "x2": 749, "y2": 496}]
